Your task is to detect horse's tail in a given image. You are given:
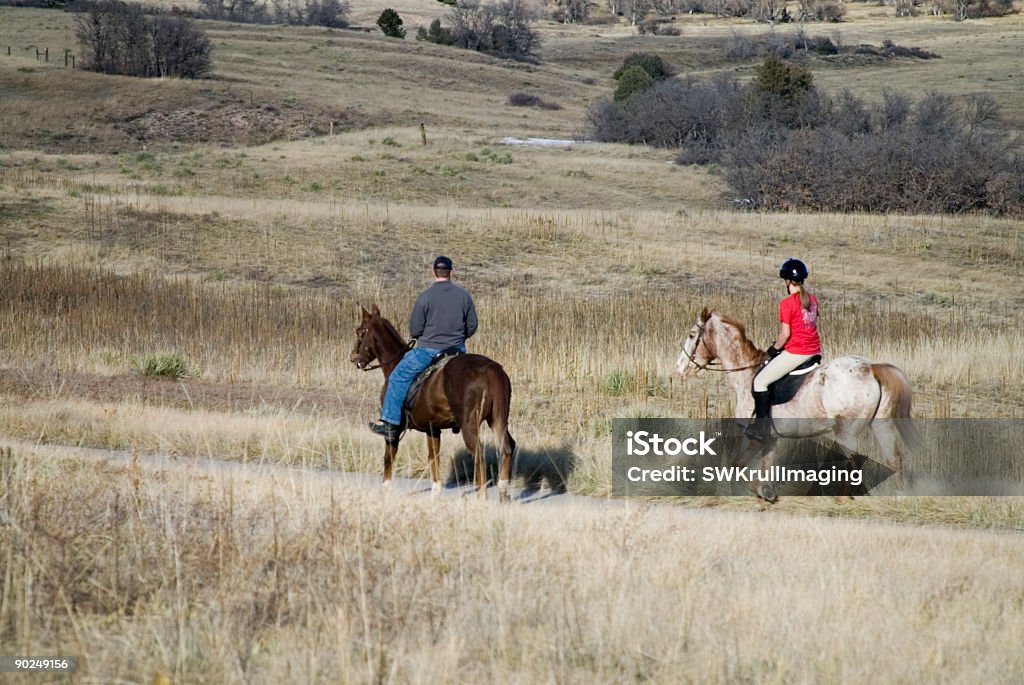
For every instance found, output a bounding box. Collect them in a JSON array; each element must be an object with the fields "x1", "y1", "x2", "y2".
[
  {"x1": 872, "y1": 363, "x2": 921, "y2": 450},
  {"x1": 486, "y1": 363, "x2": 517, "y2": 460}
]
